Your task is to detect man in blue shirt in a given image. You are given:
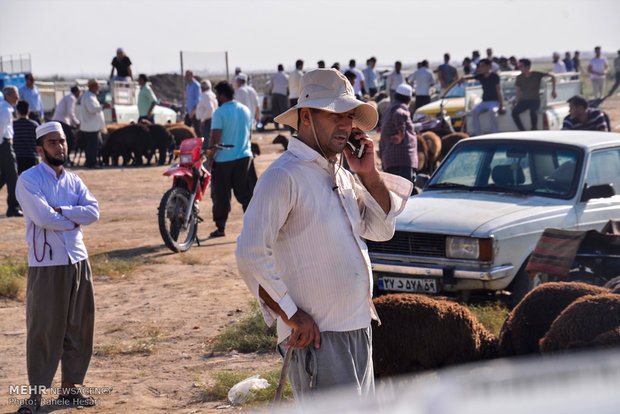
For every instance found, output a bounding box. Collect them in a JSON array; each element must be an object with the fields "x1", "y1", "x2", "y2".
[
  {"x1": 18, "y1": 73, "x2": 44, "y2": 124},
  {"x1": 184, "y1": 70, "x2": 201, "y2": 135},
  {"x1": 15, "y1": 122, "x2": 99, "y2": 413},
  {"x1": 207, "y1": 81, "x2": 257, "y2": 238}
]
